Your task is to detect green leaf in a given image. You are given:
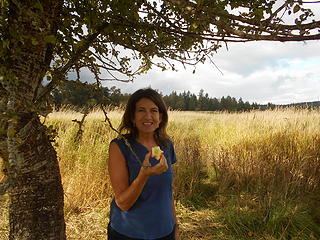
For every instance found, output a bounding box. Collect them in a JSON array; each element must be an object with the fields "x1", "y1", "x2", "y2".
[
  {"x1": 293, "y1": 5, "x2": 300, "y2": 14},
  {"x1": 254, "y1": 9, "x2": 263, "y2": 19},
  {"x1": 8, "y1": 128, "x2": 16, "y2": 137},
  {"x1": 15, "y1": 137, "x2": 23, "y2": 144},
  {"x1": 2, "y1": 39, "x2": 10, "y2": 49},
  {"x1": 9, "y1": 30, "x2": 18, "y2": 38},
  {"x1": 31, "y1": 38, "x2": 39, "y2": 45},
  {"x1": 34, "y1": 0, "x2": 44, "y2": 12},
  {"x1": 44, "y1": 35, "x2": 56, "y2": 44}
]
